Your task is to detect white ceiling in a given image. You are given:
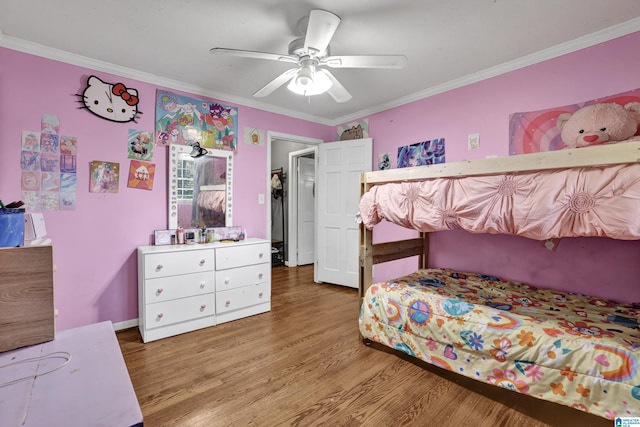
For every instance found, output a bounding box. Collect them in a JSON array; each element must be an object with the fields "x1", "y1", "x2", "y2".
[{"x1": 2, "y1": 1, "x2": 640, "y2": 125}]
